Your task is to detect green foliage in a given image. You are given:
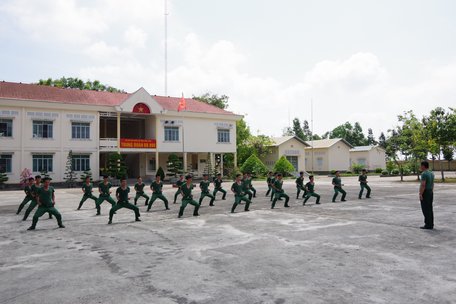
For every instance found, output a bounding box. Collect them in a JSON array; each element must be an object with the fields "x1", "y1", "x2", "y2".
[
  {"x1": 381, "y1": 170, "x2": 389, "y2": 176},
  {"x1": 80, "y1": 170, "x2": 93, "y2": 181},
  {"x1": 330, "y1": 170, "x2": 337, "y2": 175},
  {"x1": 378, "y1": 132, "x2": 387, "y2": 149},
  {"x1": 273, "y1": 156, "x2": 295, "y2": 176},
  {"x1": 107, "y1": 153, "x2": 127, "y2": 179},
  {"x1": 391, "y1": 169, "x2": 400, "y2": 175},
  {"x1": 367, "y1": 128, "x2": 378, "y2": 145},
  {"x1": 64, "y1": 150, "x2": 77, "y2": 187},
  {"x1": 156, "y1": 167, "x2": 165, "y2": 180},
  {"x1": 283, "y1": 118, "x2": 315, "y2": 141},
  {"x1": 37, "y1": 77, "x2": 124, "y2": 93},
  {"x1": 193, "y1": 93, "x2": 229, "y2": 109},
  {"x1": 351, "y1": 163, "x2": 365, "y2": 174},
  {"x1": 0, "y1": 171, "x2": 8, "y2": 184},
  {"x1": 386, "y1": 161, "x2": 395, "y2": 174},
  {"x1": 345, "y1": 171, "x2": 352, "y2": 174},
  {"x1": 375, "y1": 168, "x2": 383, "y2": 174},
  {"x1": 167, "y1": 154, "x2": 183, "y2": 177},
  {"x1": 240, "y1": 154, "x2": 268, "y2": 176},
  {"x1": 325, "y1": 121, "x2": 368, "y2": 146}
]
